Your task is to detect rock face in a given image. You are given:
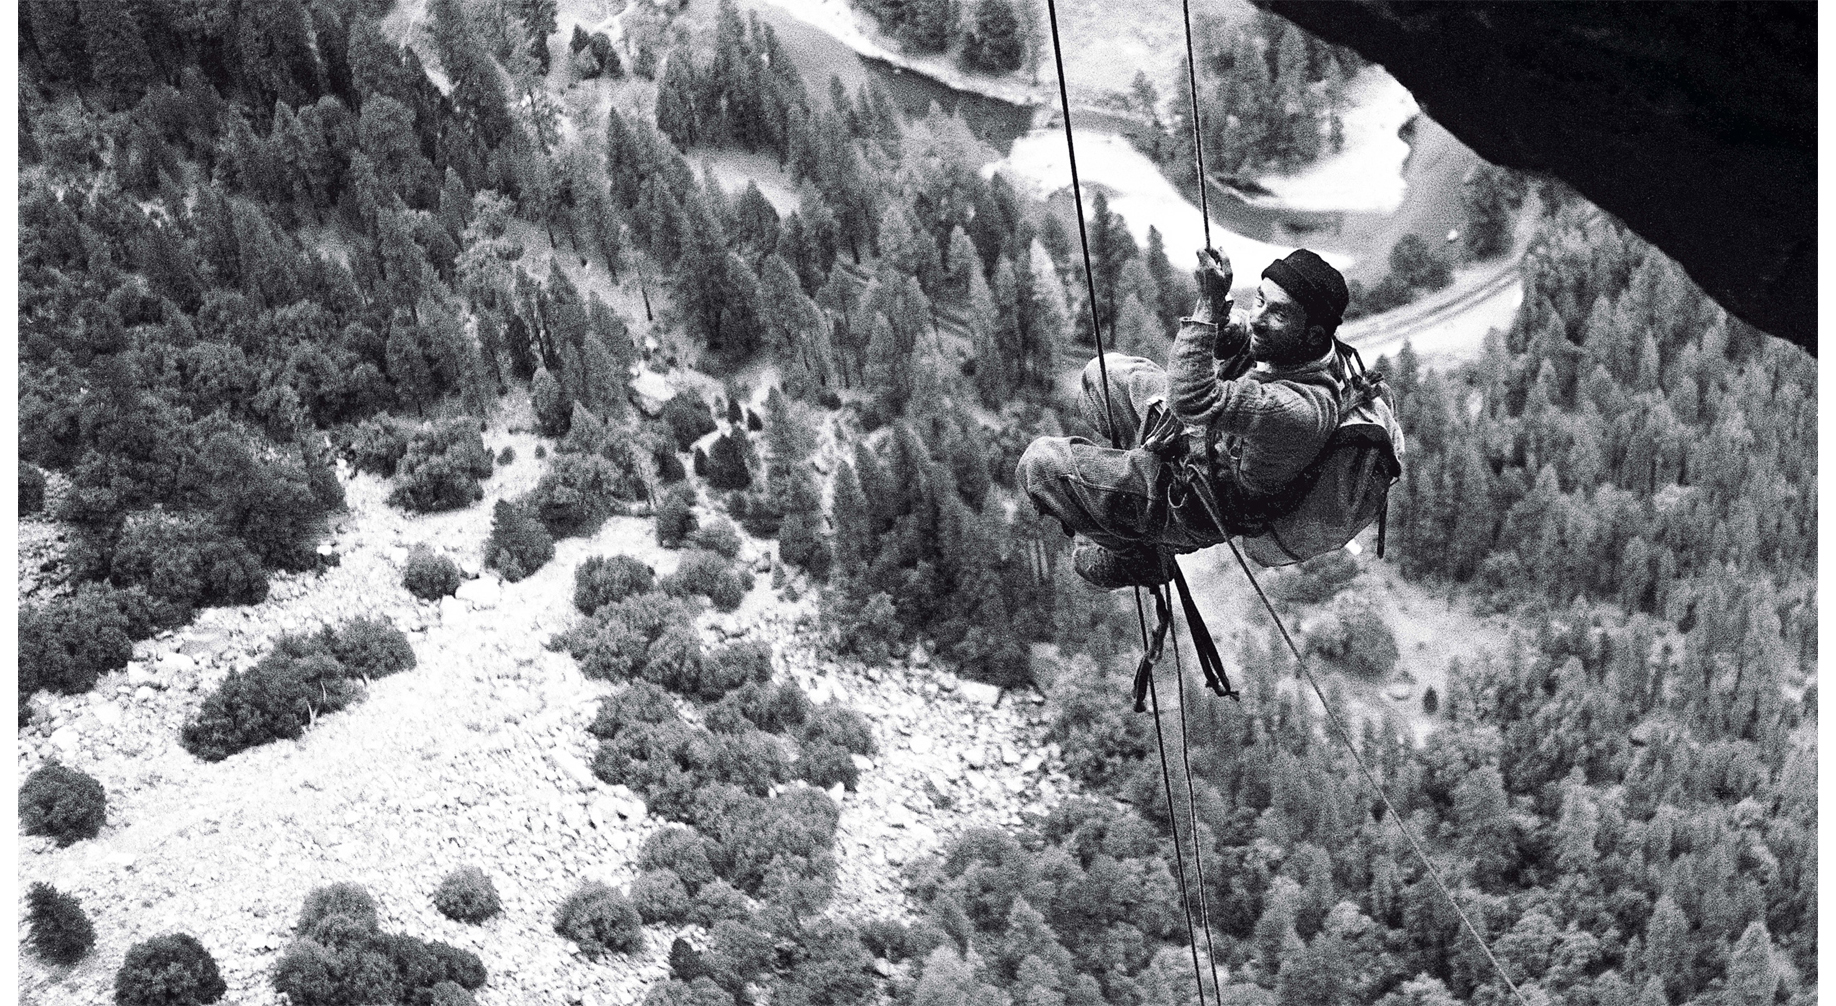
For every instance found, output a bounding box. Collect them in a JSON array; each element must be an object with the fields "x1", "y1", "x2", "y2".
[{"x1": 1260, "y1": 0, "x2": 1816, "y2": 355}]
